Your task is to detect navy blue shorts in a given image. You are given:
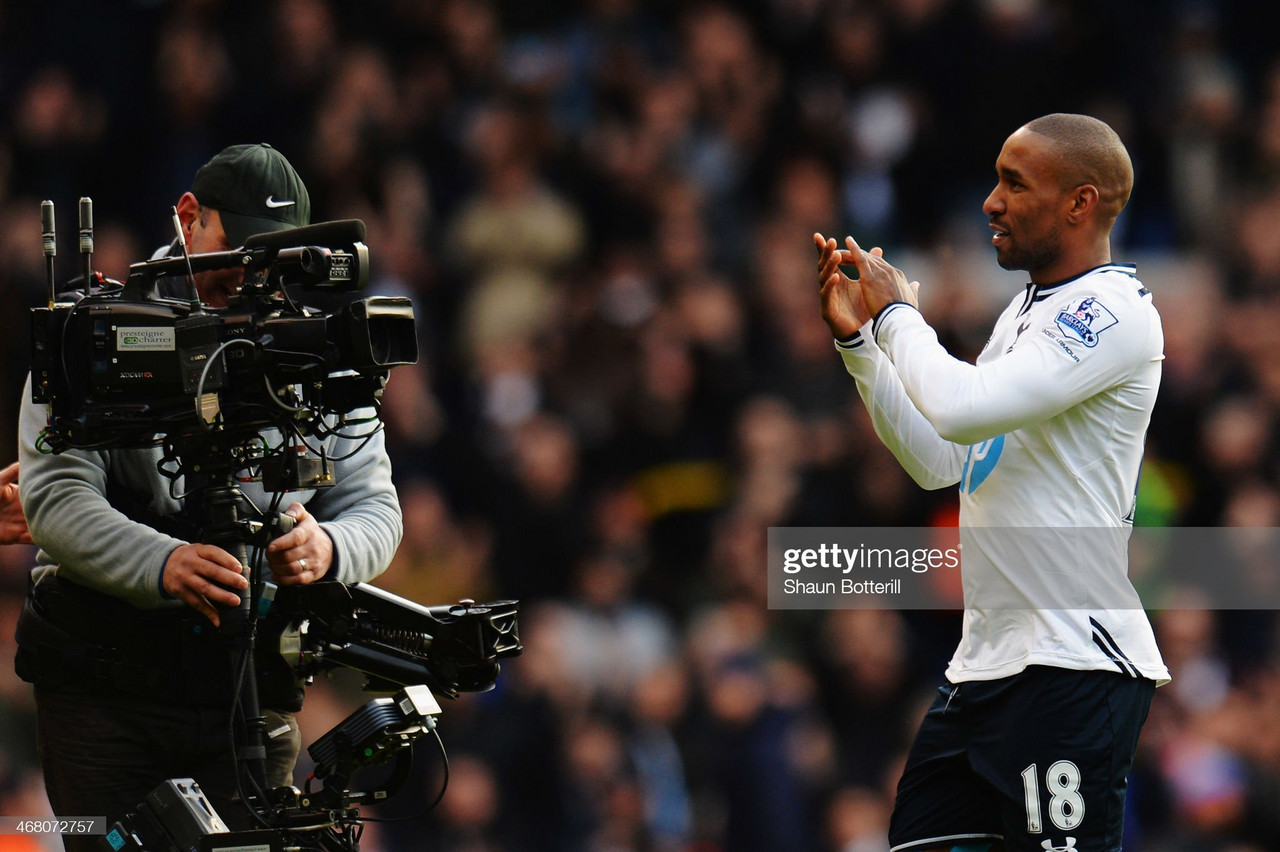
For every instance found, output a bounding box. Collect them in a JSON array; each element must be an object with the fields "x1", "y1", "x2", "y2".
[{"x1": 888, "y1": 666, "x2": 1155, "y2": 852}]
